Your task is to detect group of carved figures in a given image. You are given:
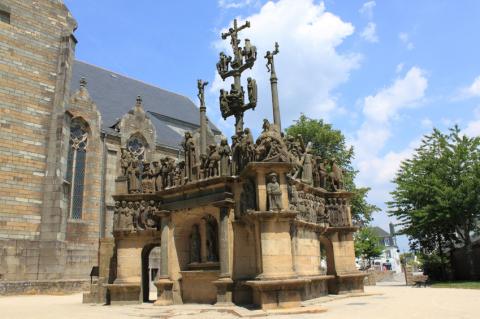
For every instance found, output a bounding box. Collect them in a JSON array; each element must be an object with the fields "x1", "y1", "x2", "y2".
[
  {"x1": 284, "y1": 134, "x2": 344, "y2": 192},
  {"x1": 120, "y1": 118, "x2": 345, "y2": 195},
  {"x1": 113, "y1": 200, "x2": 161, "y2": 232},
  {"x1": 216, "y1": 38, "x2": 257, "y2": 77},
  {"x1": 121, "y1": 148, "x2": 186, "y2": 194},
  {"x1": 288, "y1": 183, "x2": 349, "y2": 226},
  {"x1": 219, "y1": 77, "x2": 257, "y2": 120}
]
